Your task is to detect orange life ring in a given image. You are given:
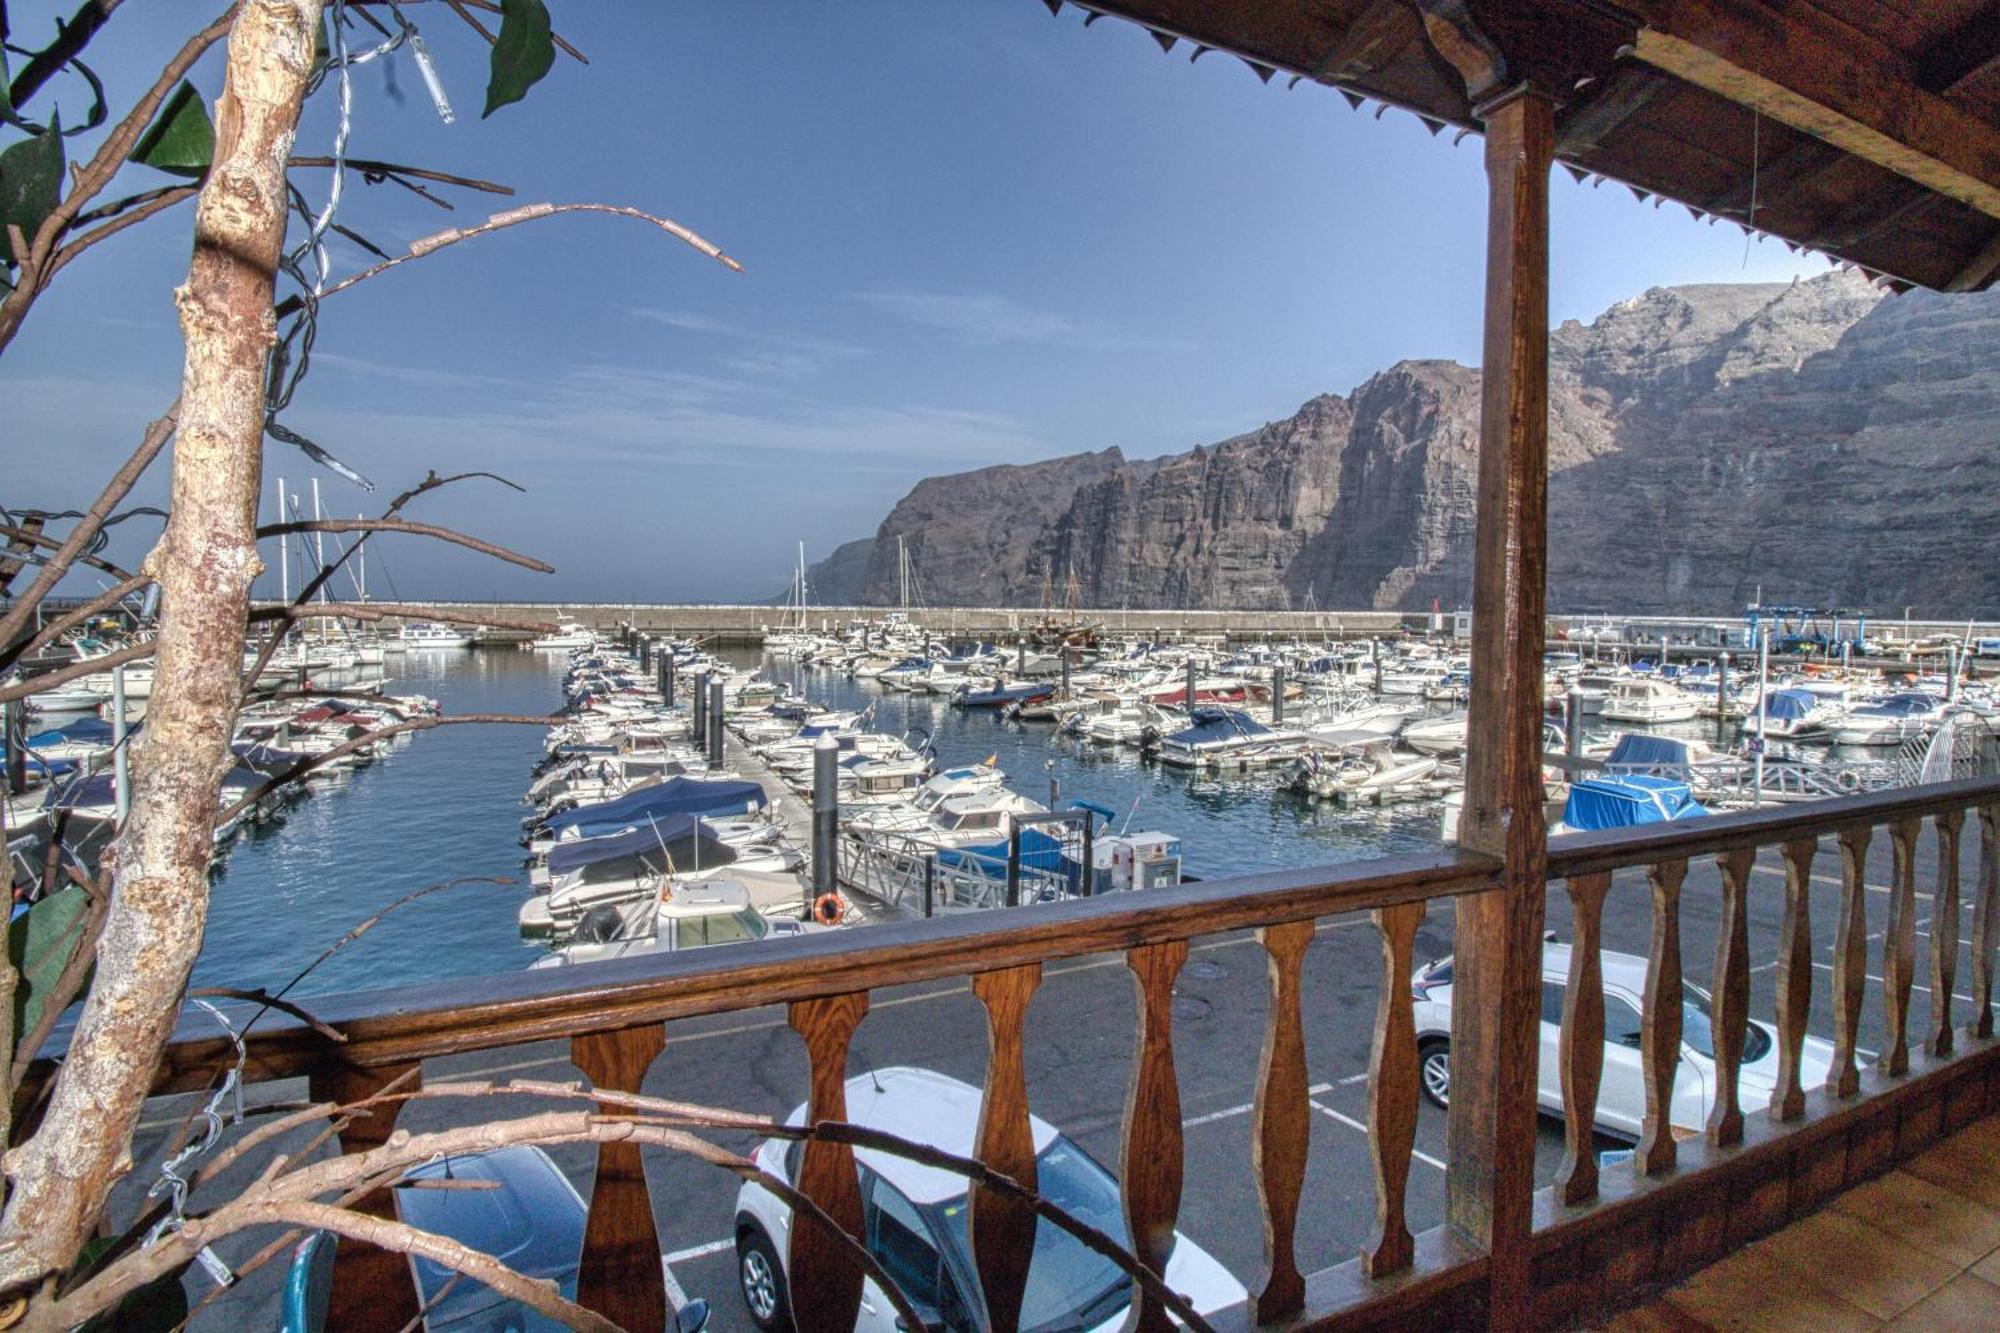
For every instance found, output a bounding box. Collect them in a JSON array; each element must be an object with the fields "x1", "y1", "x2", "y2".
[{"x1": 813, "y1": 892, "x2": 846, "y2": 926}]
